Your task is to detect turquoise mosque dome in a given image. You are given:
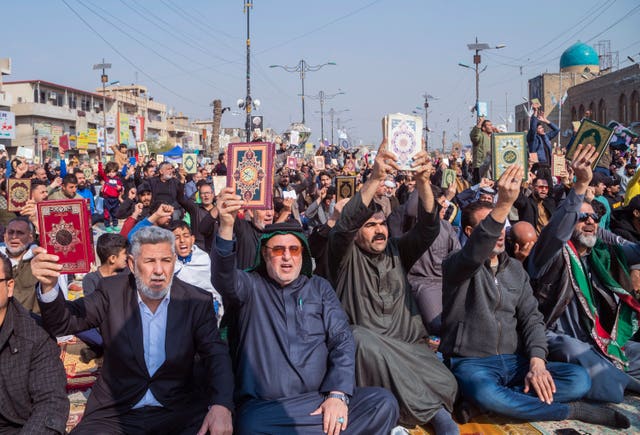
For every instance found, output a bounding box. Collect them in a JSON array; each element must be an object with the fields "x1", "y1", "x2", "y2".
[{"x1": 560, "y1": 42, "x2": 599, "y2": 70}]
